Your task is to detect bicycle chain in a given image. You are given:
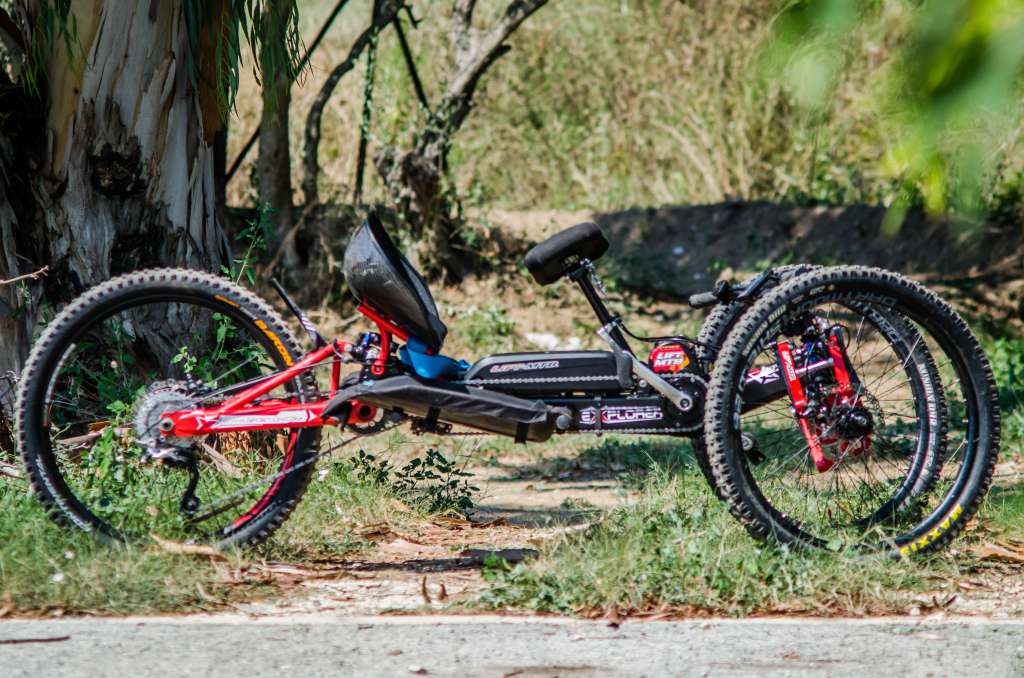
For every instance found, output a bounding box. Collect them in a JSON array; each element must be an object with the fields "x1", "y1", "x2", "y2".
[
  {"x1": 190, "y1": 414, "x2": 697, "y2": 524},
  {"x1": 187, "y1": 368, "x2": 704, "y2": 522},
  {"x1": 187, "y1": 422, "x2": 402, "y2": 525}
]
